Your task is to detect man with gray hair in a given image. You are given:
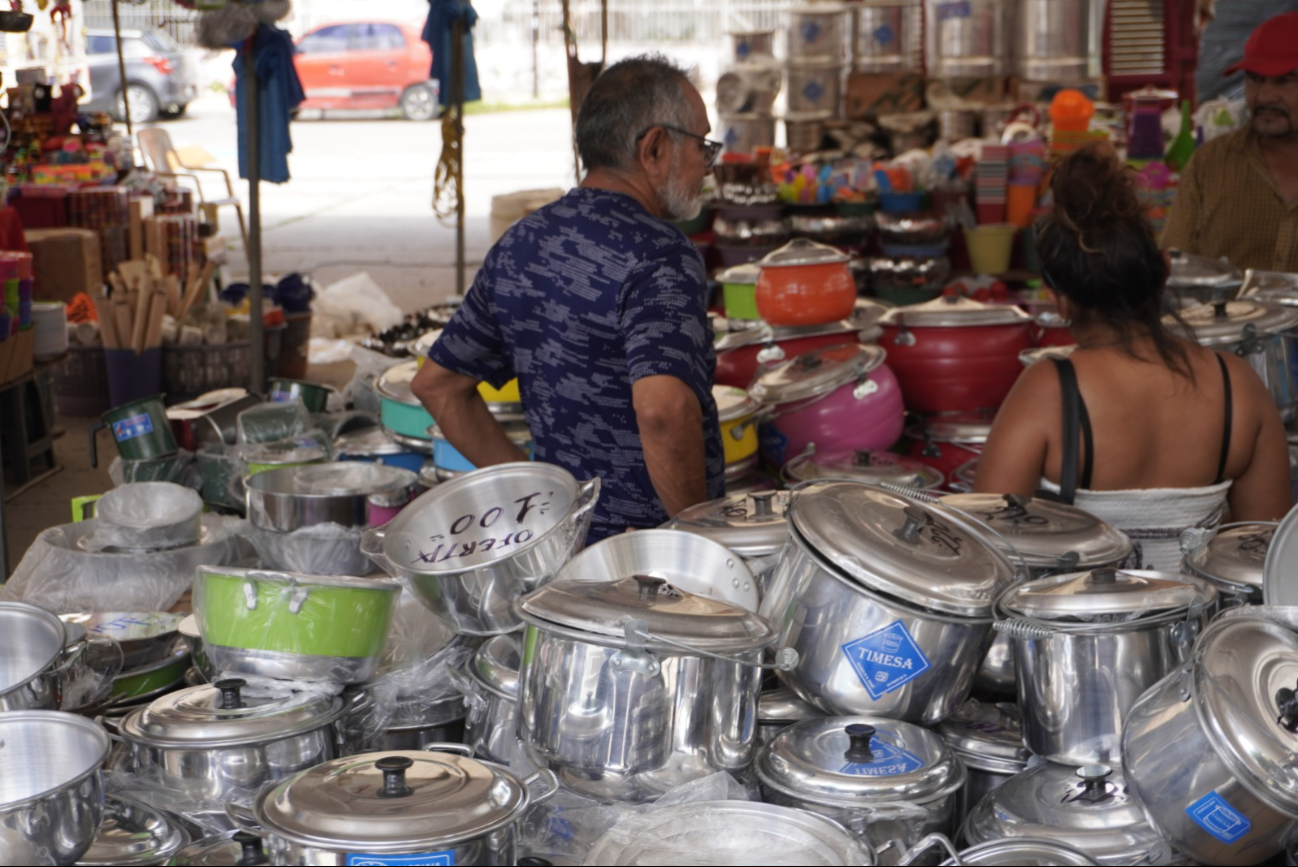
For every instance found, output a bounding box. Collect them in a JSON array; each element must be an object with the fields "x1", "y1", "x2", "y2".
[{"x1": 412, "y1": 54, "x2": 724, "y2": 541}]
